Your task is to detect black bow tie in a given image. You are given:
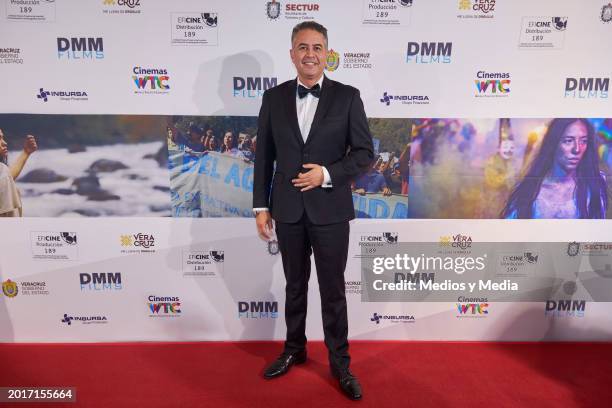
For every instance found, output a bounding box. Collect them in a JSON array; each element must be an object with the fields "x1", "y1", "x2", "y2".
[{"x1": 297, "y1": 84, "x2": 321, "y2": 99}]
